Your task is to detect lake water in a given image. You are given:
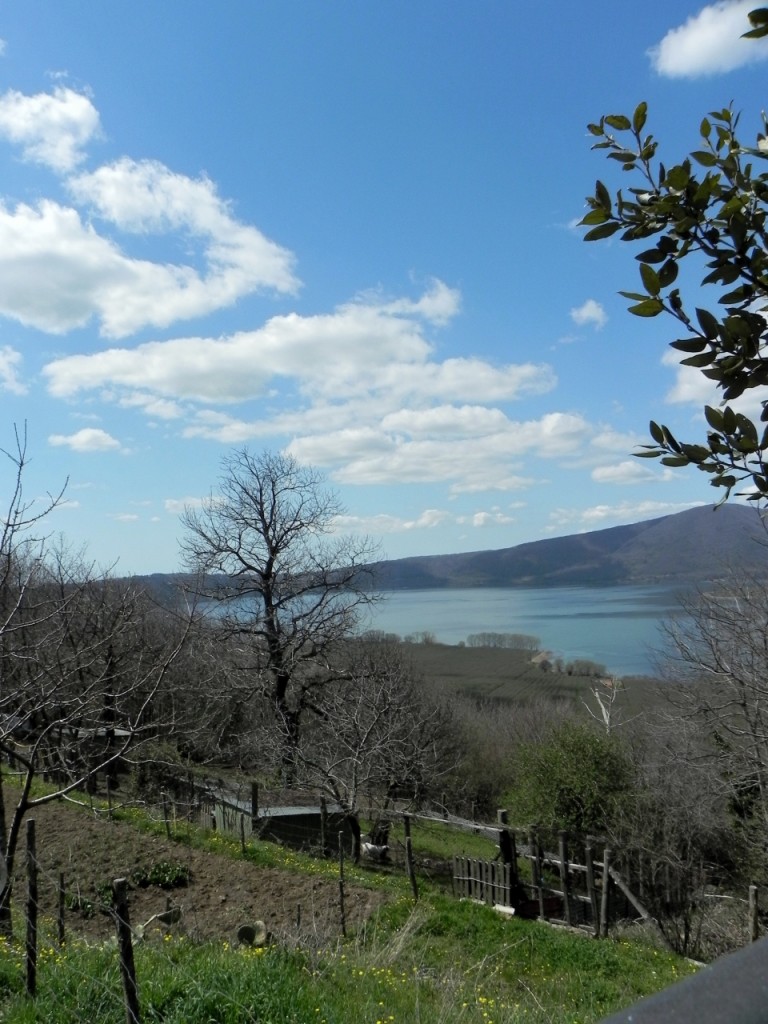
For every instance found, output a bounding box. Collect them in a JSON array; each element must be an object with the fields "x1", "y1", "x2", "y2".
[{"x1": 361, "y1": 584, "x2": 693, "y2": 677}]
